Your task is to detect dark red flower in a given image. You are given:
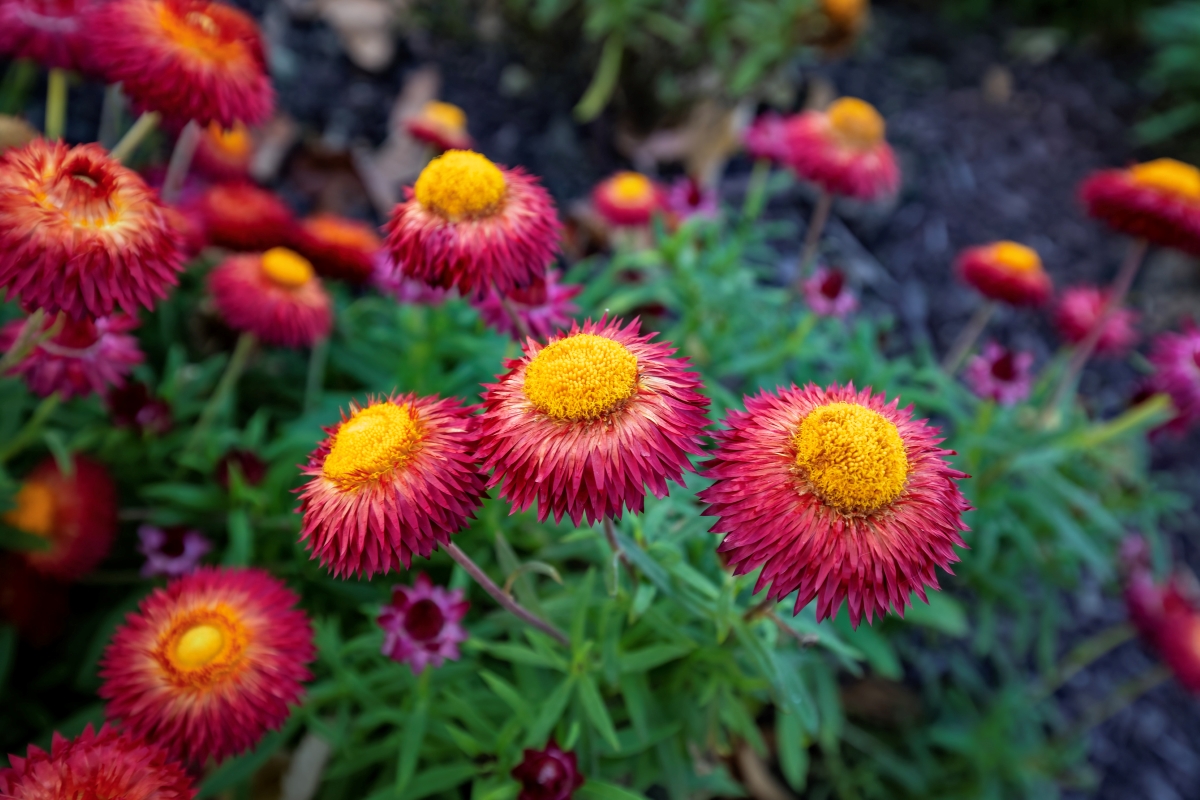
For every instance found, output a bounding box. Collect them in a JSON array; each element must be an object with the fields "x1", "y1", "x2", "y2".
[
  {"x1": 108, "y1": 381, "x2": 173, "y2": 435},
  {"x1": 511, "y1": 740, "x2": 584, "y2": 800},
  {"x1": 215, "y1": 448, "x2": 267, "y2": 489}
]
